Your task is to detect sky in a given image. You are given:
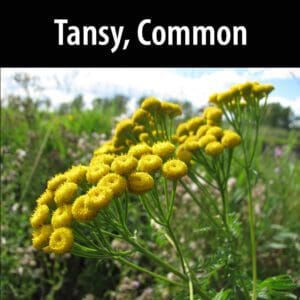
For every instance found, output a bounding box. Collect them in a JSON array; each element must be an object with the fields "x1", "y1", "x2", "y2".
[{"x1": 1, "y1": 68, "x2": 300, "y2": 115}]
